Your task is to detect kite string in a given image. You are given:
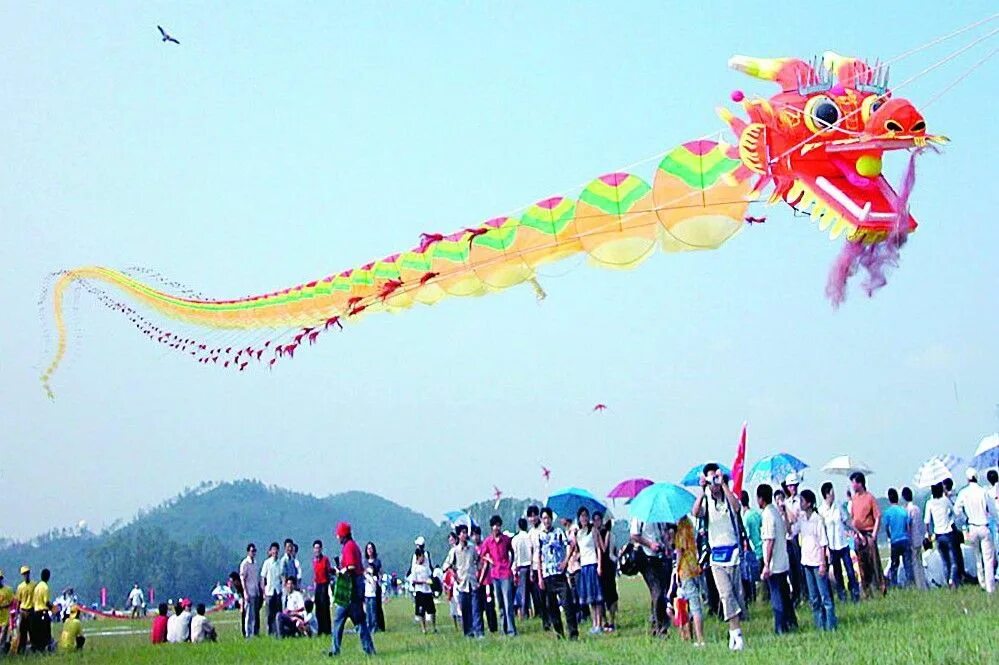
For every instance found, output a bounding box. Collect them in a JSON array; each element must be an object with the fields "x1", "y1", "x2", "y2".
[{"x1": 921, "y1": 45, "x2": 999, "y2": 109}]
